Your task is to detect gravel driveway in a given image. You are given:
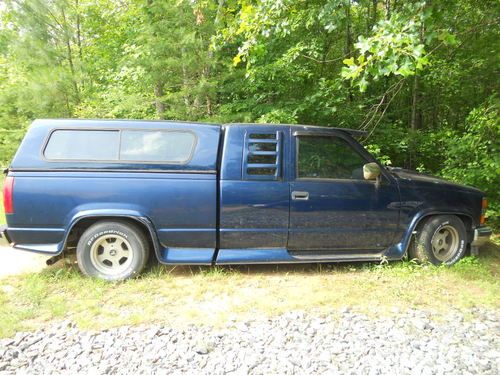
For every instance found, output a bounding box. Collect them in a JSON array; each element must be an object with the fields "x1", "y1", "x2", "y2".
[
  {"x1": 1, "y1": 308, "x2": 498, "y2": 374},
  {"x1": 0, "y1": 246, "x2": 49, "y2": 279}
]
